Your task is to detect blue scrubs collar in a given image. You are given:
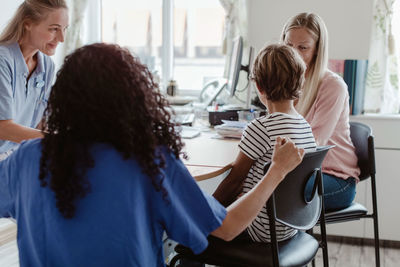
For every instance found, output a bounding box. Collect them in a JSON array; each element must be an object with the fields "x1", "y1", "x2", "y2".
[
  {"x1": 11, "y1": 43, "x2": 46, "y2": 82},
  {"x1": 11, "y1": 43, "x2": 29, "y2": 77}
]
